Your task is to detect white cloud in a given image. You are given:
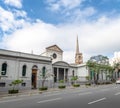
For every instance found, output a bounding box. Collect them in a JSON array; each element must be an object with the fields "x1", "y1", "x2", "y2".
[
  {"x1": 13, "y1": 10, "x2": 27, "y2": 18},
  {"x1": 110, "y1": 52, "x2": 120, "y2": 66},
  {"x1": 81, "y1": 7, "x2": 96, "y2": 17},
  {"x1": 0, "y1": 7, "x2": 14, "y2": 31},
  {"x1": 1, "y1": 16, "x2": 120, "y2": 63},
  {"x1": 46, "y1": 0, "x2": 96, "y2": 23},
  {"x1": 0, "y1": 7, "x2": 28, "y2": 32},
  {"x1": 70, "y1": 7, "x2": 96, "y2": 22},
  {"x1": 1, "y1": 21, "x2": 57, "y2": 54},
  {"x1": 46, "y1": 0, "x2": 83, "y2": 11},
  {"x1": 59, "y1": 0, "x2": 83, "y2": 9},
  {"x1": 4, "y1": 0, "x2": 22, "y2": 8}
]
